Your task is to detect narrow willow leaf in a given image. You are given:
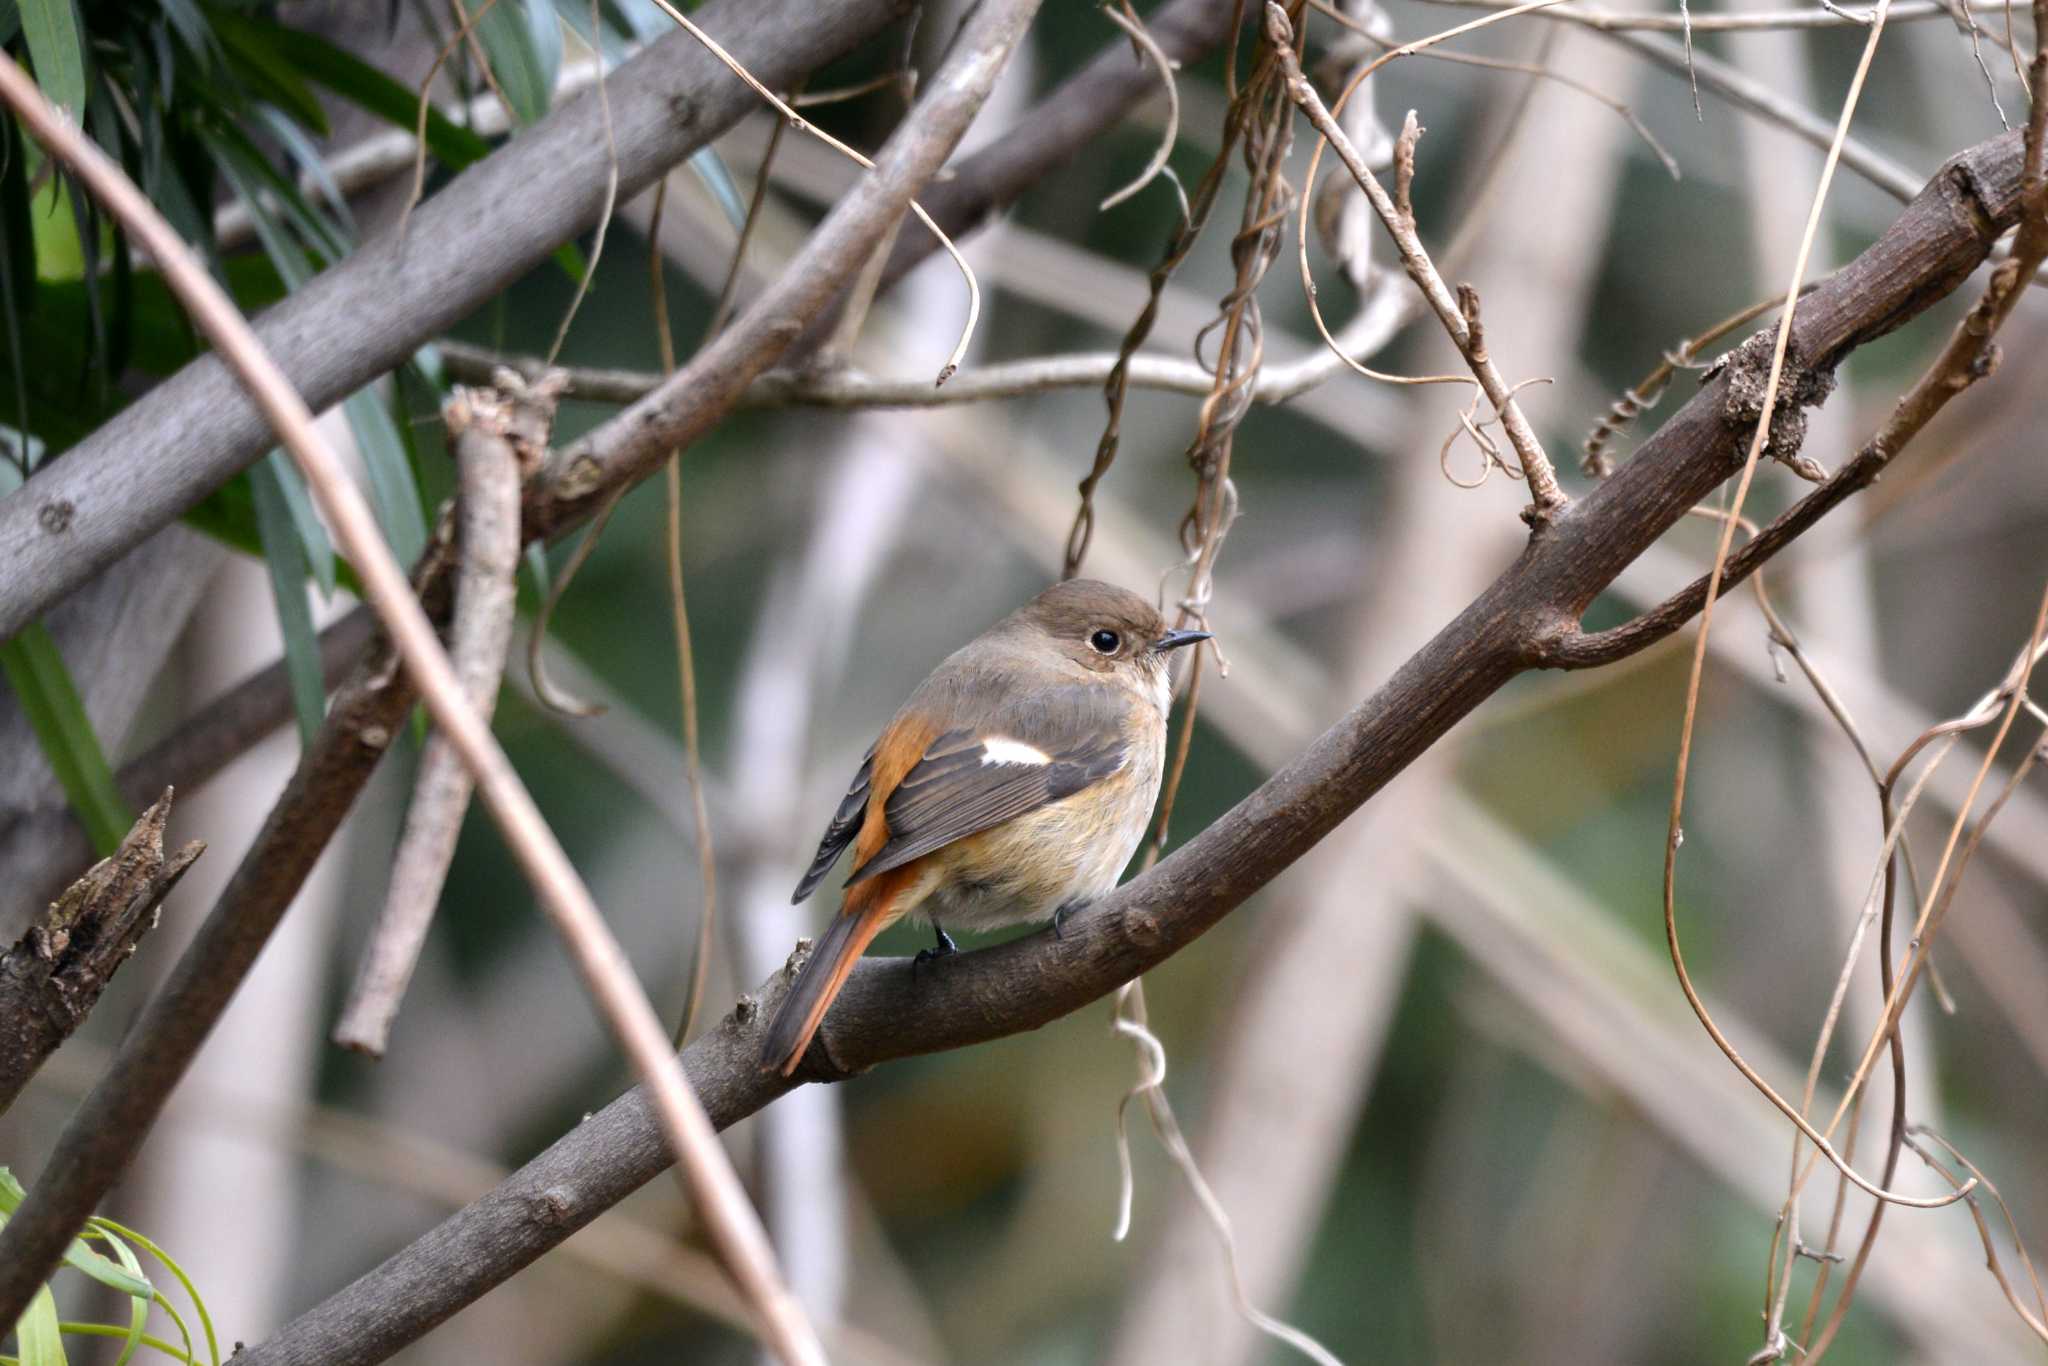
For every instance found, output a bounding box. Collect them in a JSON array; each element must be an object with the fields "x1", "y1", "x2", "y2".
[
  {"x1": 344, "y1": 388, "x2": 427, "y2": 571},
  {"x1": 208, "y1": 13, "x2": 328, "y2": 135},
  {"x1": 474, "y1": 0, "x2": 553, "y2": 125},
  {"x1": 687, "y1": 147, "x2": 748, "y2": 233},
  {"x1": 249, "y1": 458, "x2": 327, "y2": 744},
  {"x1": 81, "y1": 1229, "x2": 148, "y2": 1366},
  {"x1": 248, "y1": 21, "x2": 490, "y2": 170},
  {"x1": 18, "y1": 0, "x2": 85, "y2": 118},
  {"x1": 85, "y1": 1219, "x2": 219, "y2": 1366},
  {"x1": 15, "y1": 1284, "x2": 67, "y2": 1366},
  {"x1": 0, "y1": 622, "x2": 131, "y2": 855}
]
